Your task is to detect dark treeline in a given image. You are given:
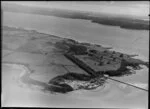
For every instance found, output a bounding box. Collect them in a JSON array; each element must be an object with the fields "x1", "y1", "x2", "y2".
[{"x1": 2, "y1": 3, "x2": 149, "y2": 30}]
